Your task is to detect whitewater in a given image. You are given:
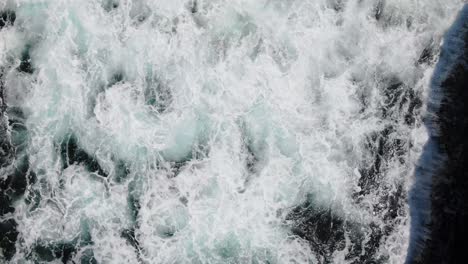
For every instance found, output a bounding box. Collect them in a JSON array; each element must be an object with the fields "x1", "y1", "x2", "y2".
[{"x1": 0, "y1": 0, "x2": 465, "y2": 263}]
